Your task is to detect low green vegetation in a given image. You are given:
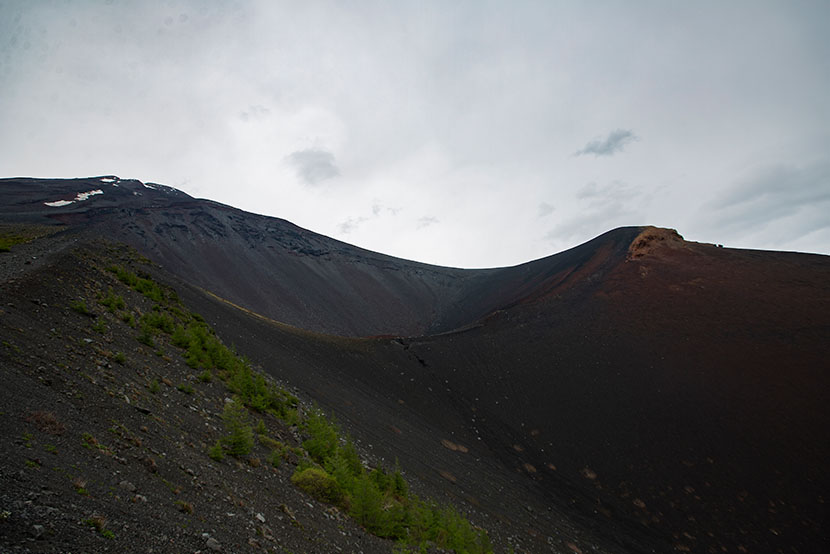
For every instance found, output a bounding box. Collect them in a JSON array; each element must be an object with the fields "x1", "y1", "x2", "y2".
[
  {"x1": 294, "y1": 408, "x2": 492, "y2": 552},
  {"x1": 83, "y1": 516, "x2": 115, "y2": 539},
  {"x1": 174, "y1": 500, "x2": 194, "y2": 514},
  {"x1": 108, "y1": 264, "x2": 165, "y2": 303},
  {"x1": 102, "y1": 260, "x2": 491, "y2": 553},
  {"x1": 218, "y1": 399, "x2": 255, "y2": 457},
  {"x1": 70, "y1": 300, "x2": 93, "y2": 316},
  {"x1": 0, "y1": 224, "x2": 58, "y2": 252},
  {"x1": 208, "y1": 440, "x2": 225, "y2": 461},
  {"x1": 0, "y1": 234, "x2": 26, "y2": 252},
  {"x1": 99, "y1": 288, "x2": 126, "y2": 313},
  {"x1": 136, "y1": 327, "x2": 154, "y2": 347},
  {"x1": 171, "y1": 320, "x2": 298, "y2": 421}
]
